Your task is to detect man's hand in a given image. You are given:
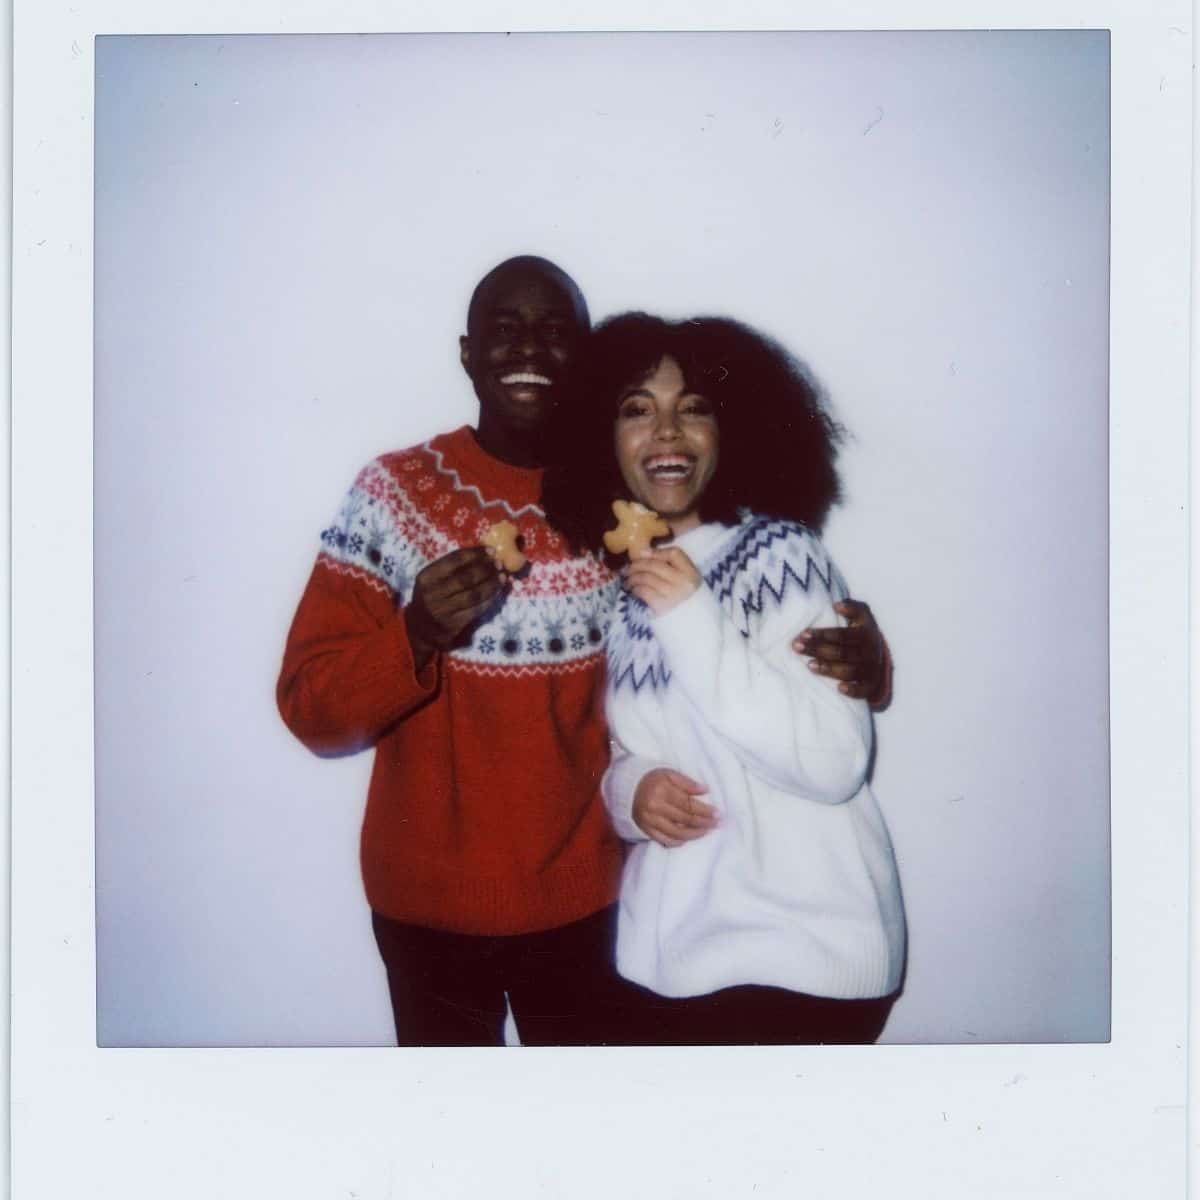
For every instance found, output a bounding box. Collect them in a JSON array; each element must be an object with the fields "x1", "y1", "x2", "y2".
[
  {"x1": 793, "y1": 599, "x2": 890, "y2": 706},
  {"x1": 623, "y1": 546, "x2": 701, "y2": 617},
  {"x1": 405, "y1": 547, "x2": 506, "y2": 672},
  {"x1": 633, "y1": 768, "x2": 718, "y2": 848}
]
